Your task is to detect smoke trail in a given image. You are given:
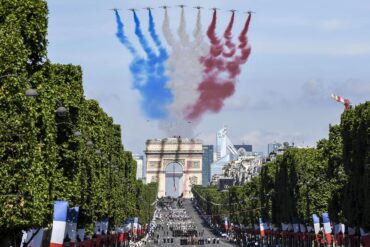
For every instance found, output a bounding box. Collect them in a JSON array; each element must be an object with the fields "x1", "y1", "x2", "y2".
[
  {"x1": 162, "y1": 8, "x2": 175, "y2": 46},
  {"x1": 114, "y1": 10, "x2": 137, "y2": 56},
  {"x1": 114, "y1": 10, "x2": 172, "y2": 119},
  {"x1": 225, "y1": 14, "x2": 252, "y2": 78},
  {"x1": 160, "y1": 8, "x2": 208, "y2": 135},
  {"x1": 223, "y1": 13, "x2": 236, "y2": 58},
  {"x1": 178, "y1": 8, "x2": 190, "y2": 46},
  {"x1": 186, "y1": 13, "x2": 253, "y2": 120}
]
